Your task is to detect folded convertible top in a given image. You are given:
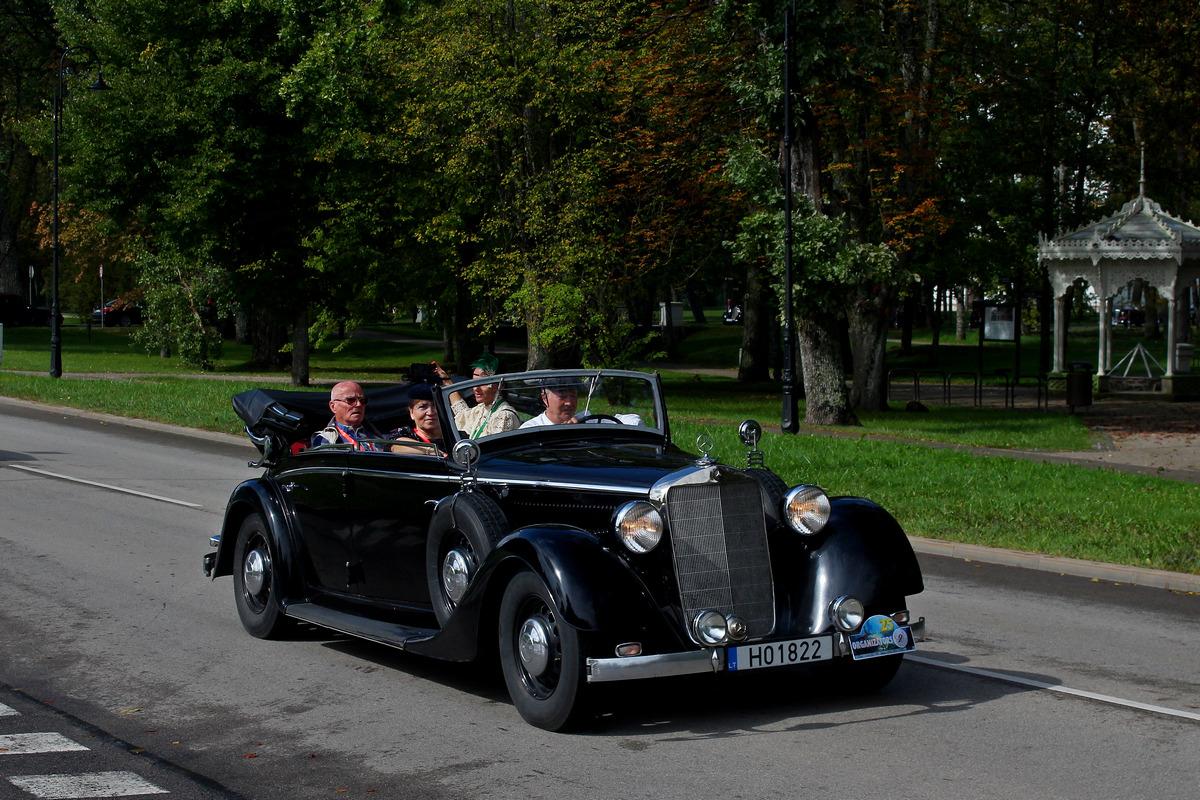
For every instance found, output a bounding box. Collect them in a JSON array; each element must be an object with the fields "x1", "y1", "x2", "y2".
[{"x1": 232, "y1": 384, "x2": 422, "y2": 440}]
